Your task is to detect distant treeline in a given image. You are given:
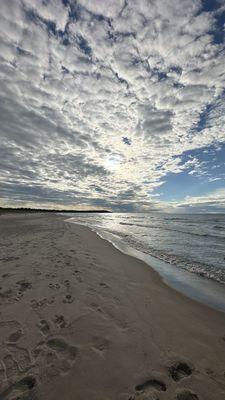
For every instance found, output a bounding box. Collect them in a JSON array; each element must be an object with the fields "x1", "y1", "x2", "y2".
[{"x1": 0, "y1": 207, "x2": 111, "y2": 214}]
